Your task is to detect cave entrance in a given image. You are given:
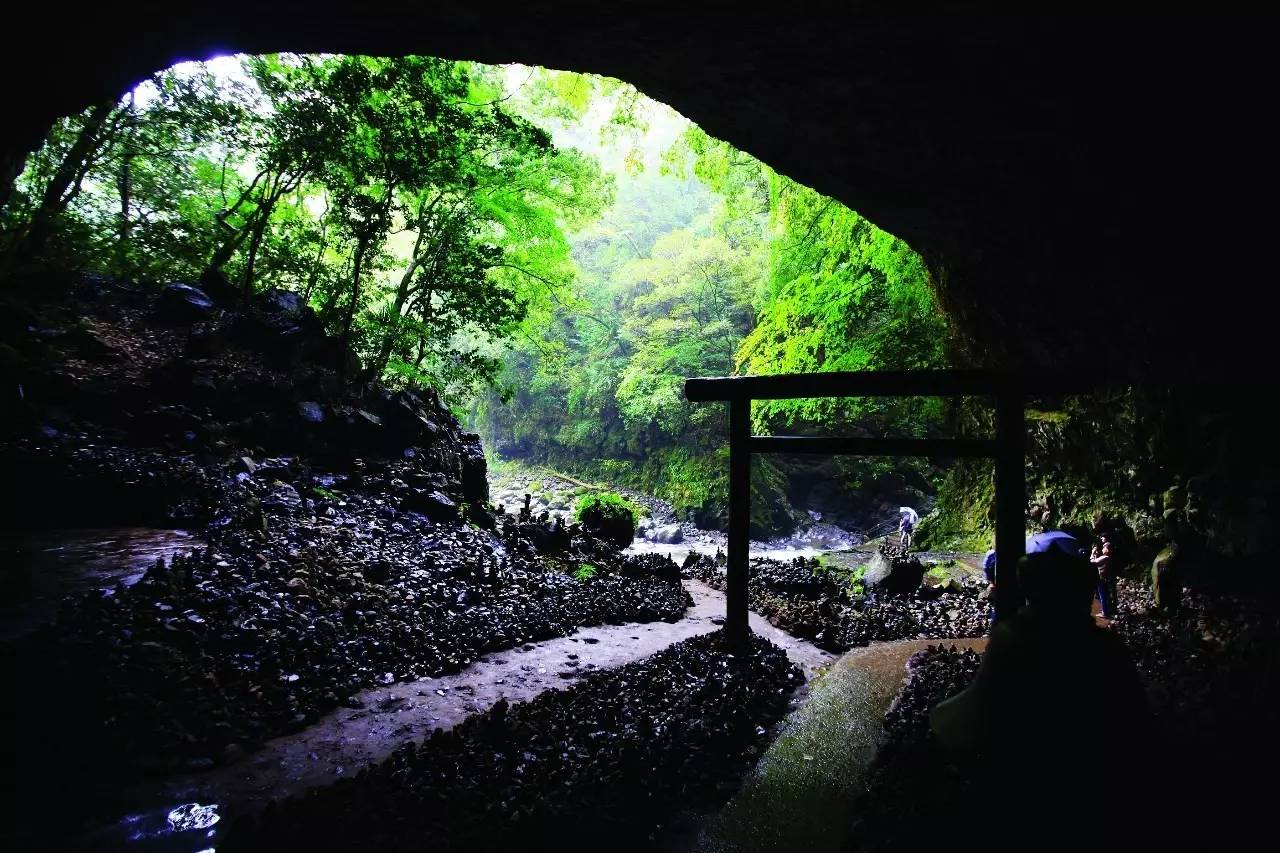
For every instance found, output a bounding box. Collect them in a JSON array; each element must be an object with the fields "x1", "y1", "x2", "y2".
[{"x1": 685, "y1": 369, "x2": 1093, "y2": 642}]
